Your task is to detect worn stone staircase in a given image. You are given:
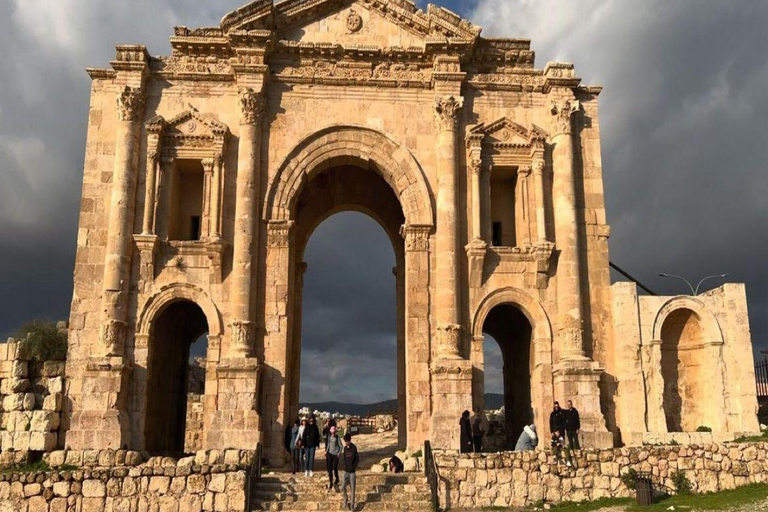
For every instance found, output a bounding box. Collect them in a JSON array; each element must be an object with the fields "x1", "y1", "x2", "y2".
[{"x1": 252, "y1": 472, "x2": 434, "y2": 511}]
